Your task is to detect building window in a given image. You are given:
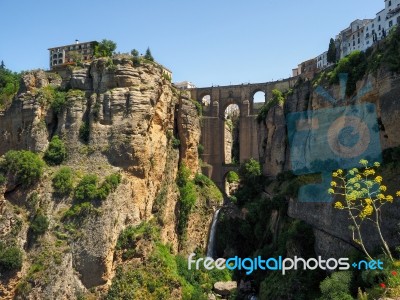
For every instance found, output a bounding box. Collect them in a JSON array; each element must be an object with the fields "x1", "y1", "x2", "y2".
[
  {"x1": 367, "y1": 41, "x2": 370, "y2": 44},
  {"x1": 358, "y1": 38, "x2": 360, "y2": 44},
  {"x1": 389, "y1": 20, "x2": 393, "y2": 27},
  {"x1": 58, "y1": 53, "x2": 63, "y2": 58},
  {"x1": 389, "y1": 0, "x2": 392, "y2": 6},
  {"x1": 353, "y1": 41, "x2": 356, "y2": 46},
  {"x1": 378, "y1": 16, "x2": 381, "y2": 21},
  {"x1": 58, "y1": 59, "x2": 63, "y2": 64},
  {"x1": 379, "y1": 24, "x2": 381, "y2": 30},
  {"x1": 53, "y1": 54, "x2": 57, "y2": 59},
  {"x1": 372, "y1": 23, "x2": 375, "y2": 28},
  {"x1": 366, "y1": 33, "x2": 370, "y2": 38},
  {"x1": 53, "y1": 60, "x2": 57, "y2": 65}
]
